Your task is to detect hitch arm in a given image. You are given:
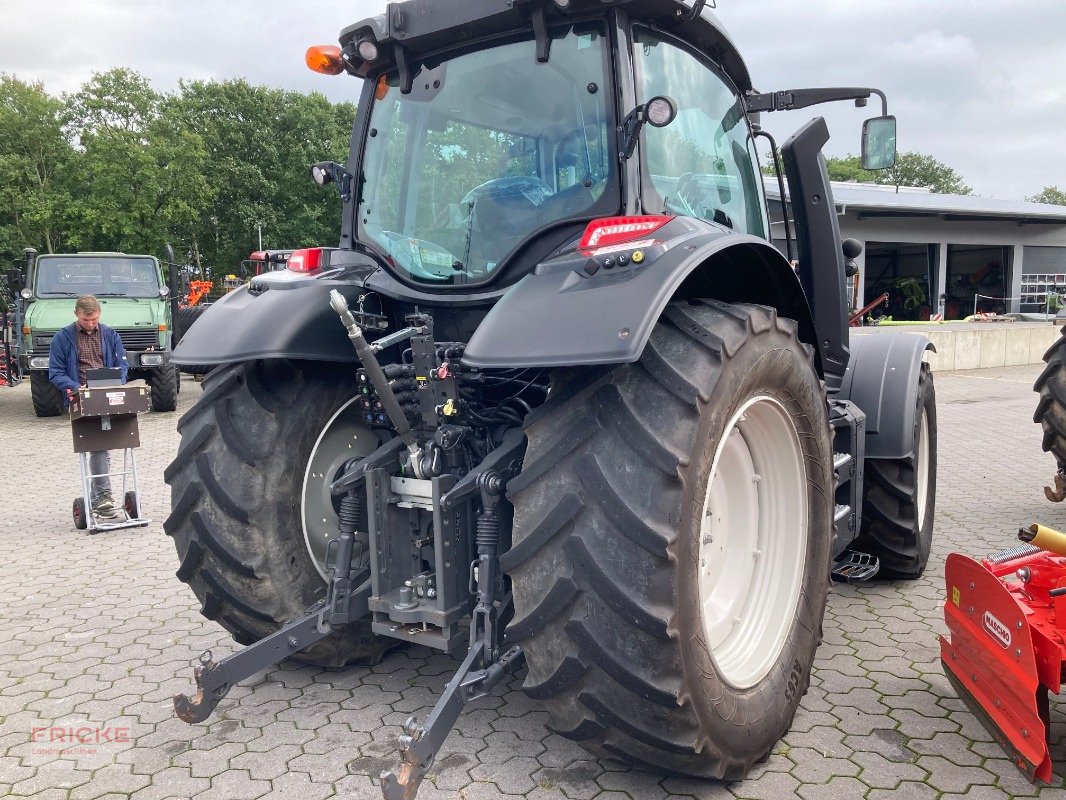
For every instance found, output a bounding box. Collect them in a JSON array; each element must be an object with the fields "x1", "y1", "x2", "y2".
[
  {"x1": 380, "y1": 645, "x2": 524, "y2": 800},
  {"x1": 174, "y1": 580, "x2": 371, "y2": 723}
]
